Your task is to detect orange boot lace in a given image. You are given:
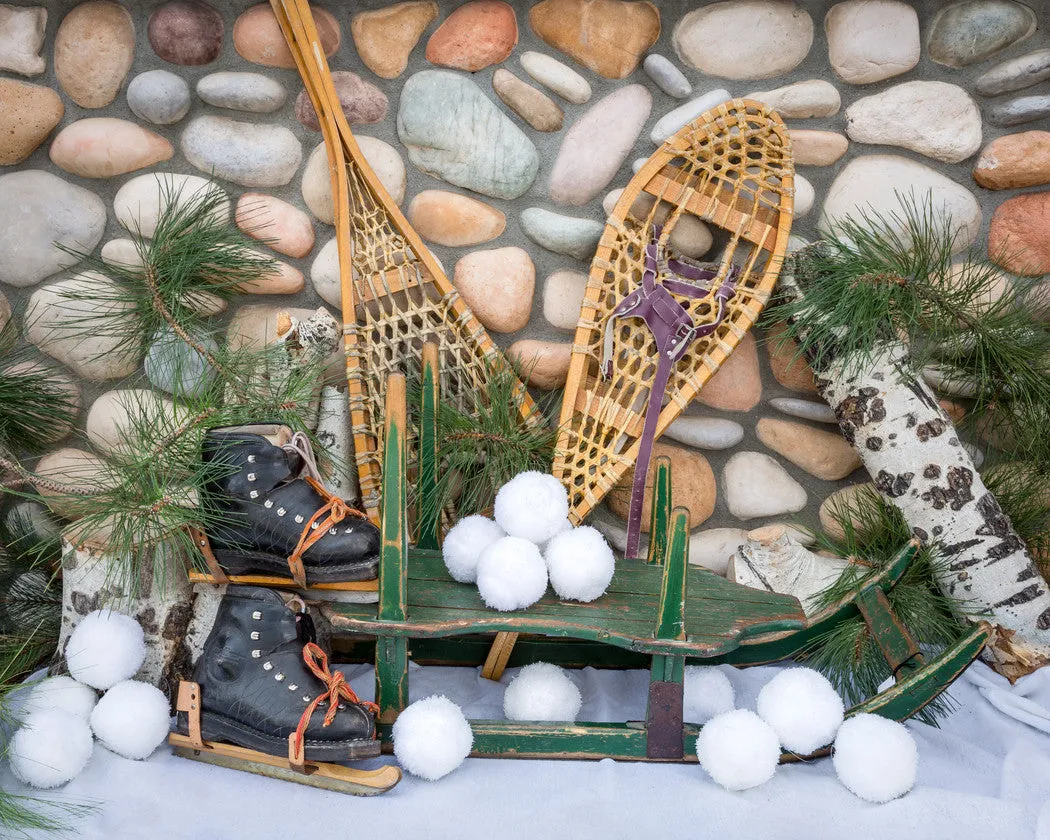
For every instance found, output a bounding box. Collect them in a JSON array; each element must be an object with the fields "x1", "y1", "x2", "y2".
[{"x1": 286, "y1": 476, "x2": 369, "y2": 586}]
